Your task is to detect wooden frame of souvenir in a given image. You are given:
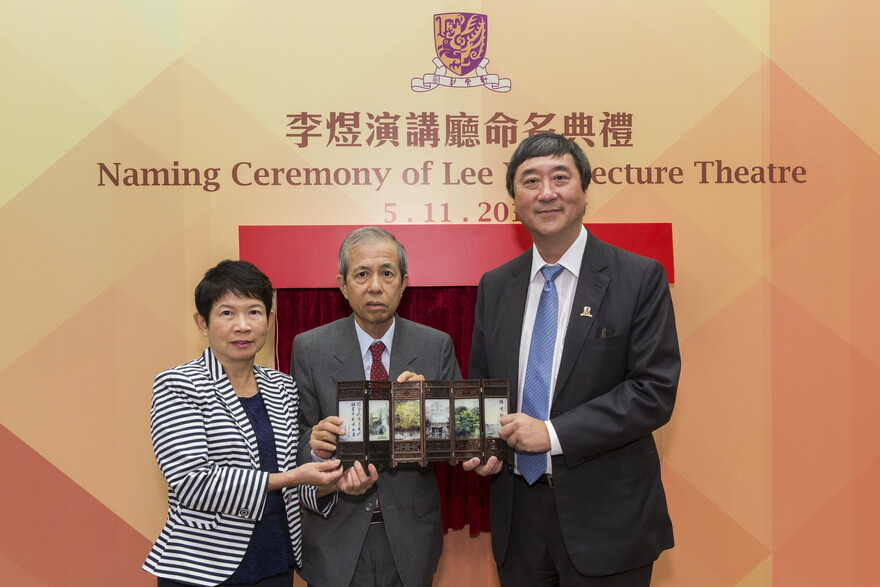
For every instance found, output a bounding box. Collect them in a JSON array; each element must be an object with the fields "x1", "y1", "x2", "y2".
[
  {"x1": 451, "y1": 380, "x2": 483, "y2": 462},
  {"x1": 364, "y1": 380, "x2": 392, "y2": 467},
  {"x1": 336, "y1": 381, "x2": 367, "y2": 465},
  {"x1": 390, "y1": 380, "x2": 425, "y2": 466},
  {"x1": 480, "y1": 379, "x2": 511, "y2": 463},
  {"x1": 338, "y1": 378, "x2": 511, "y2": 467},
  {"x1": 423, "y1": 380, "x2": 454, "y2": 464}
]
